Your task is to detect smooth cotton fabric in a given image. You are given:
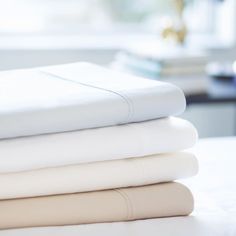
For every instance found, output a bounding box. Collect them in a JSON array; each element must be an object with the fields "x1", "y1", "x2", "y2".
[
  {"x1": 1, "y1": 138, "x2": 236, "y2": 236},
  {"x1": 0, "y1": 62, "x2": 185, "y2": 139},
  {"x1": 0, "y1": 183, "x2": 193, "y2": 229},
  {"x1": 0, "y1": 152, "x2": 198, "y2": 200},
  {"x1": 0, "y1": 117, "x2": 197, "y2": 173}
]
